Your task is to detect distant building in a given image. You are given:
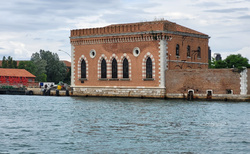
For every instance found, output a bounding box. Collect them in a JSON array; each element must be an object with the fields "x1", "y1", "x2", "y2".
[
  {"x1": 214, "y1": 53, "x2": 222, "y2": 61},
  {"x1": 0, "y1": 68, "x2": 36, "y2": 87},
  {"x1": 61, "y1": 60, "x2": 71, "y2": 72},
  {"x1": 208, "y1": 47, "x2": 211, "y2": 61}
]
